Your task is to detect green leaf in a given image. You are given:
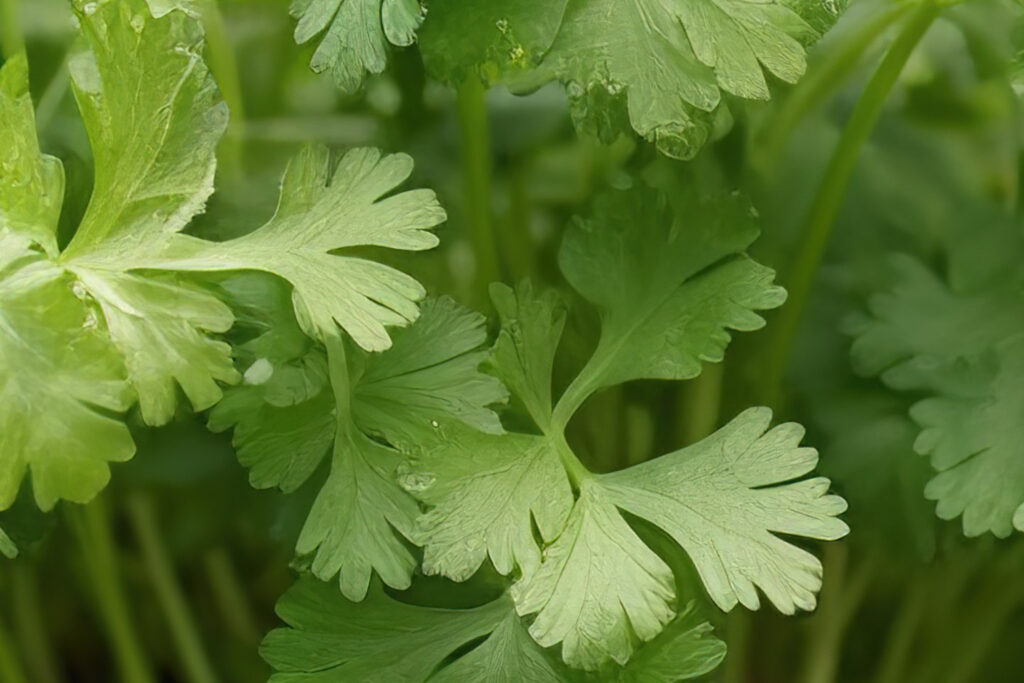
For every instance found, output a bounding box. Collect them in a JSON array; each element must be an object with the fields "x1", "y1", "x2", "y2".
[
  {"x1": 62, "y1": 0, "x2": 227, "y2": 263},
  {"x1": 399, "y1": 422, "x2": 573, "y2": 581},
  {"x1": 0, "y1": 53, "x2": 63, "y2": 257},
  {"x1": 352, "y1": 297, "x2": 507, "y2": 445},
  {"x1": 150, "y1": 144, "x2": 446, "y2": 351},
  {"x1": 851, "y1": 245, "x2": 1024, "y2": 537},
  {"x1": 602, "y1": 408, "x2": 849, "y2": 613},
  {"x1": 0, "y1": 525, "x2": 17, "y2": 560},
  {"x1": 558, "y1": 187, "x2": 785, "y2": 410},
  {"x1": 418, "y1": 0, "x2": 830, "y2": 158},
  {"x1": 617, "y1": 604, "x2": 726, "y2": 682},
  {"x1": 487, "y1": 281, "x2": 567, "y2": 431},
  {"x1": 0, "y1": 238, "x2": 133, "y2": 511},
  {"x1": 261, "y1": 577, "x2": 559, "y2": 682},
  {"x1": 511, "y1": 480, "x2": 676, "y2": 670},
  {"x1": 291, "y1": 0, "x2": 424, "y2": 93},
  {"x1": 211, "y1": 299, "x2": 503, "y2": 599}
]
